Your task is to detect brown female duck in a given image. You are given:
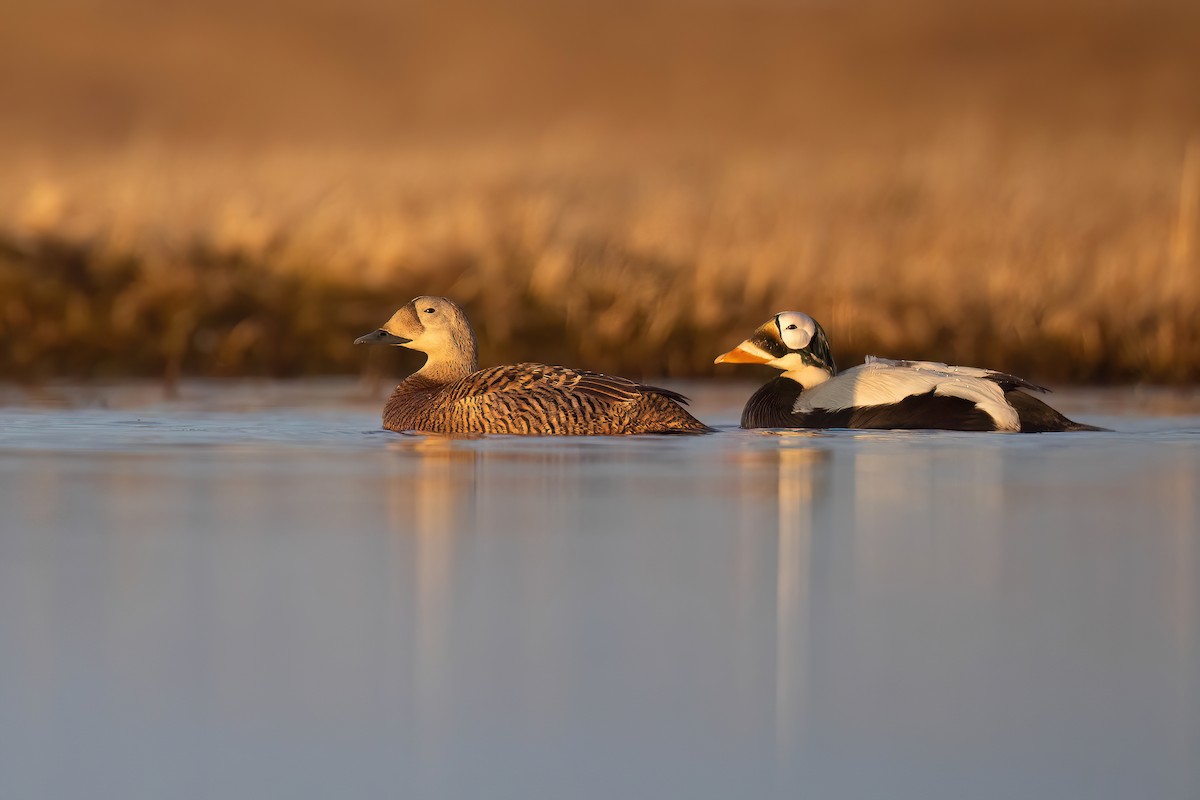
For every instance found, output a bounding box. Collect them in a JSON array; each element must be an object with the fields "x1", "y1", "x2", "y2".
[{"x1": 355, "y1": 296, "x2": 711, "y2": 435}]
